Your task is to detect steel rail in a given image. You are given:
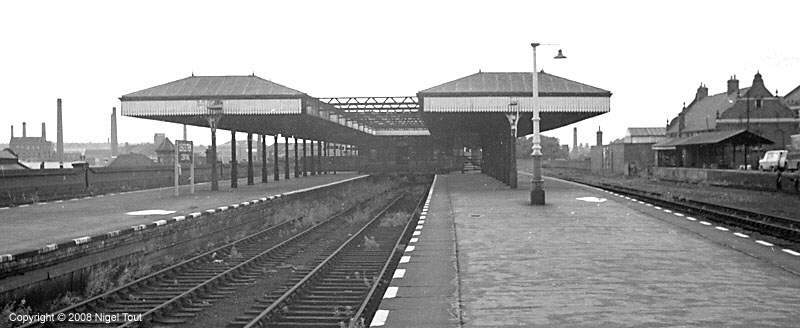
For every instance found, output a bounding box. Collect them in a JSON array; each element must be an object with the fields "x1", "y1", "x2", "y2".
[
  {"x1": 117, "y1": 204, "x2": 358, "y2": 327},
  {"x1": 241, "y1": 195, "x2": 405, "y2": 328},
  {"x1": 348, "y1": 185, "x2": 429, "y2": 327},
  {"x1": 20, "y1": 200, "x2": 359, "y2": 328},
  {"x1": 569, "y1": 178, "x2": 800, "y2": 243}
]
